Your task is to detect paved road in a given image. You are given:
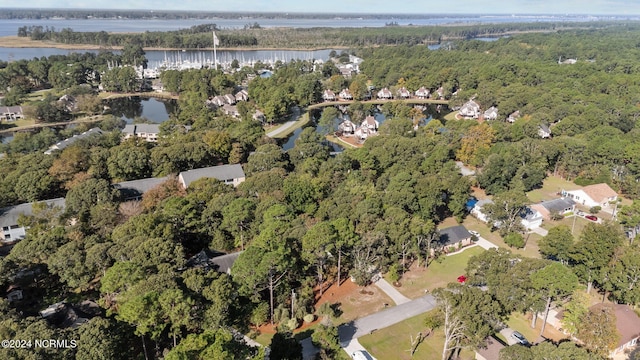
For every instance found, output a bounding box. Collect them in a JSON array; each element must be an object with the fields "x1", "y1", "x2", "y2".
[{"x1": 265, "y1": 120, "x2": 298, "y2": 138}]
